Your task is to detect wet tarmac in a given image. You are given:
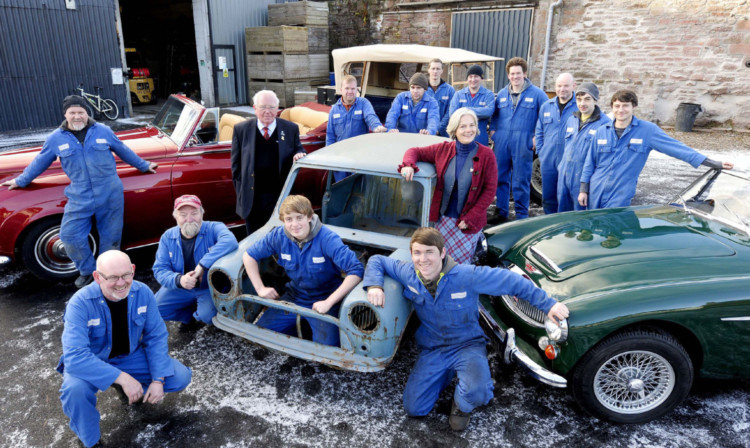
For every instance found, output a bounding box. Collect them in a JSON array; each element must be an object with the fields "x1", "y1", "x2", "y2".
[{"x1": 1, "y1": 124, "x2": 749, "y2": 447}]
